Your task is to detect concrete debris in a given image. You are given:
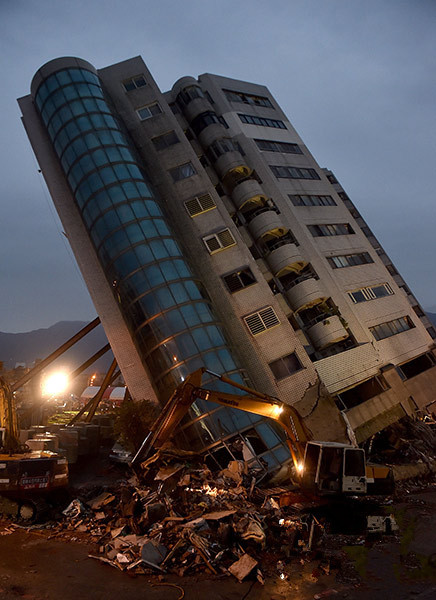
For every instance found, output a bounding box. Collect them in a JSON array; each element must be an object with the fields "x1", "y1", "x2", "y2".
[
  {"x1": 367, "y1": 514, "x2": 399, "y2": 534},
  {"x1": 62, "y1": 499, "x2": 86, "y2": 518},
  {"x1": 228, "y1": 553, "x2": 258, "y2": 582},
  {"x1": 43, "y1": 450, "x2": 401, "y2": 582}
]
